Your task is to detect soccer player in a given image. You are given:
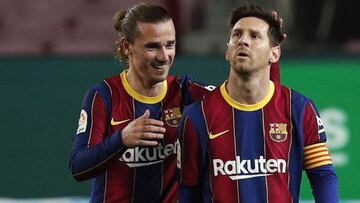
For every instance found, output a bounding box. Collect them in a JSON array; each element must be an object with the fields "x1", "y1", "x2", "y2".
[
  {"x1": 179, "y1": 4, "x2": 338, "y2": 203},
  {"x1": 69, "y1": 3, "x2": 282, "y2": 203},
  {"x1": 68, "y1": 3, "x2": 209, "y2": 202}
]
